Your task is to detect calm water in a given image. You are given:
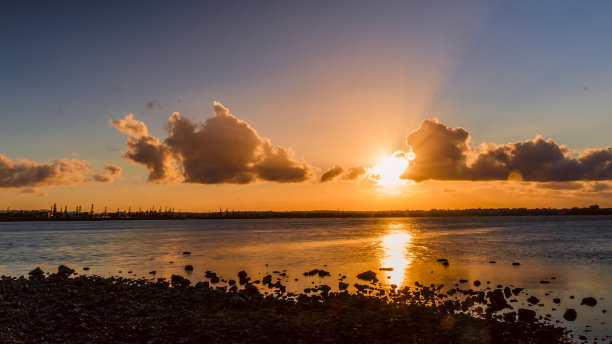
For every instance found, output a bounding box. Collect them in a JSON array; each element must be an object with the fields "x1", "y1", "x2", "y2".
[{"x1": 1, "y1": 216, "x2": 610, "y2": 339}]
